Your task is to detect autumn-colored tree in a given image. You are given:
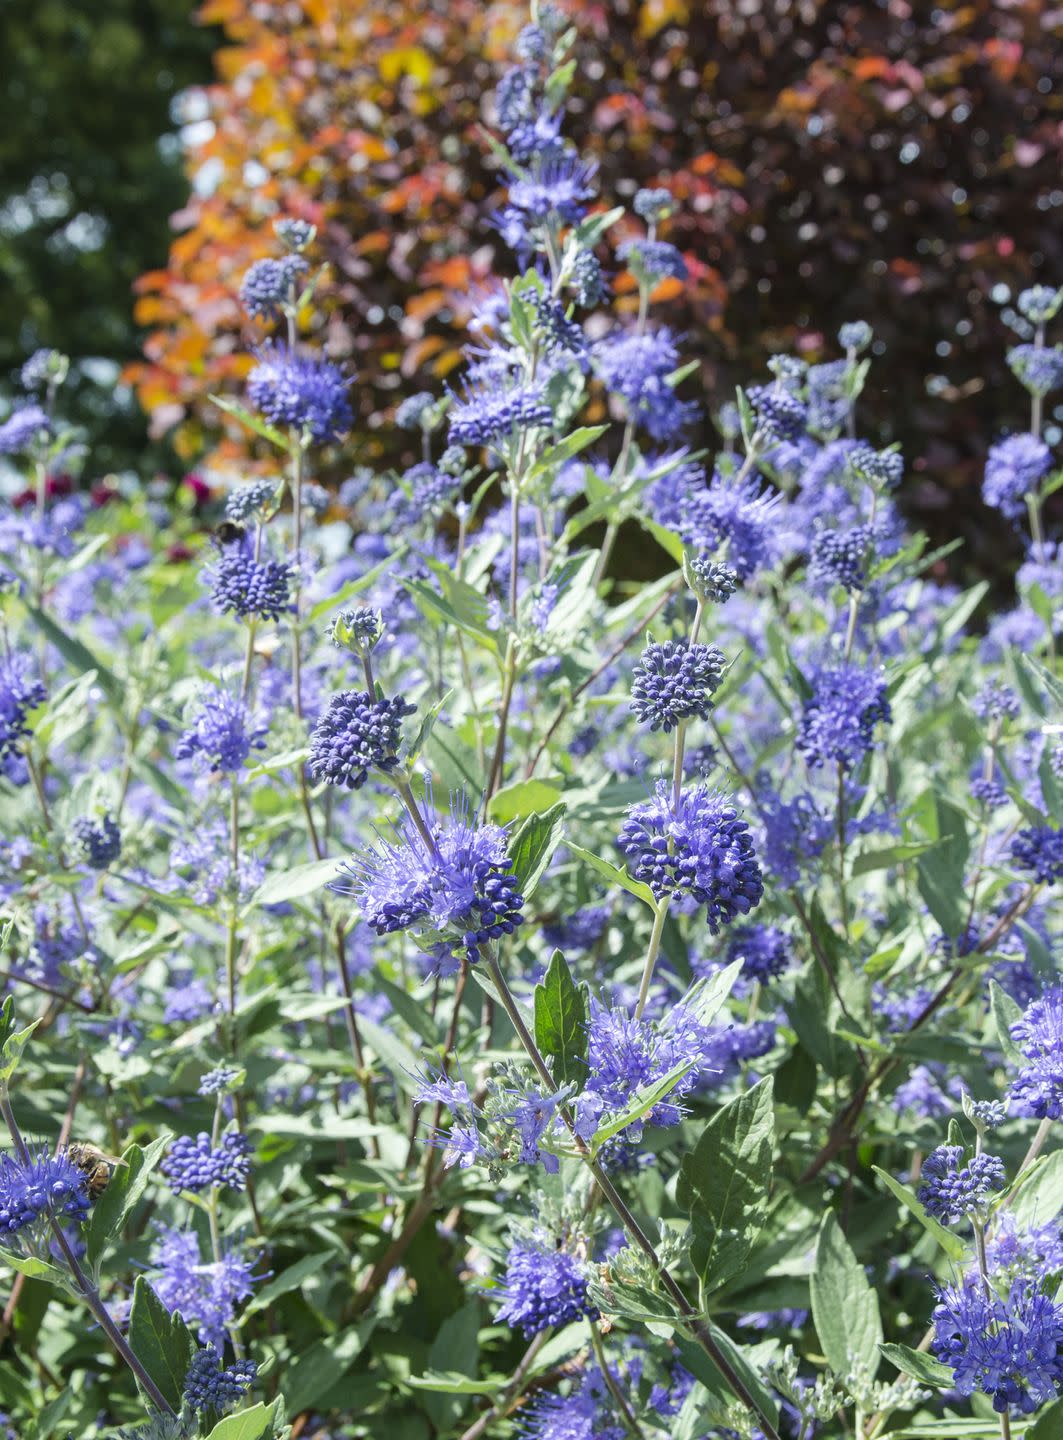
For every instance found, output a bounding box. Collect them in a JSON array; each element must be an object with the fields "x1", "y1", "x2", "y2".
[{"x1": 131, "y1": 0, "x2": 1063, "y2": 577}]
